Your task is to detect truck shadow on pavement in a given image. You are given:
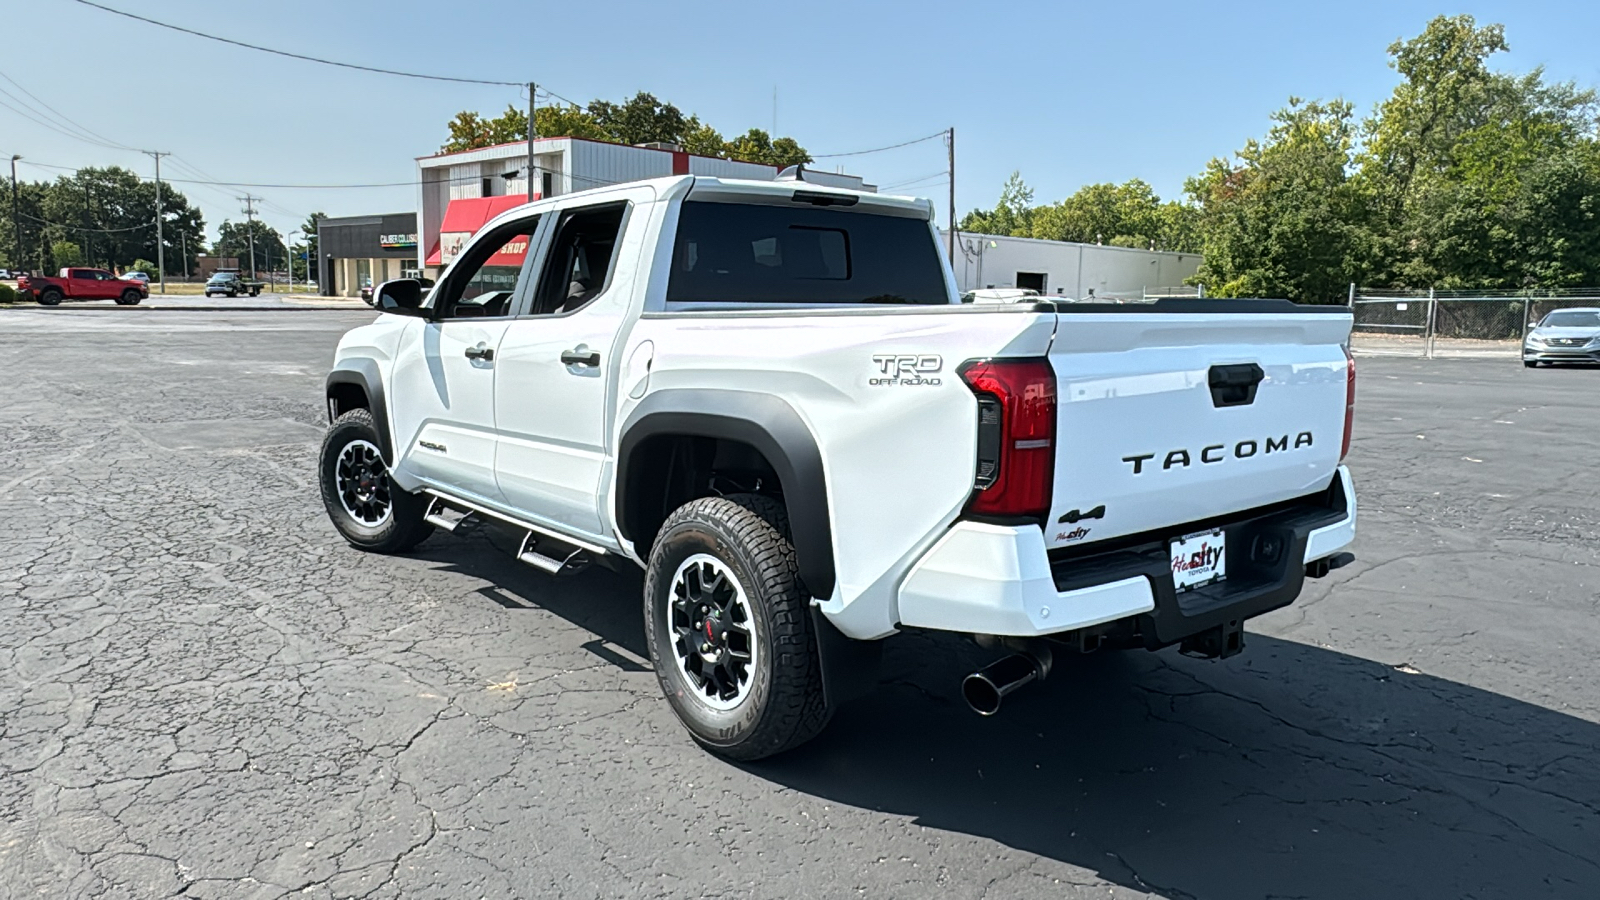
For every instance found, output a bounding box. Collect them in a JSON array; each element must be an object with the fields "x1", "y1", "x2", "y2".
[
  {"x1": 406, "y1": 532, "x2": 1598, "y2": 899},
  {"x1": 753, "y1": 632, "x2": 1600, "y2": 899}
]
